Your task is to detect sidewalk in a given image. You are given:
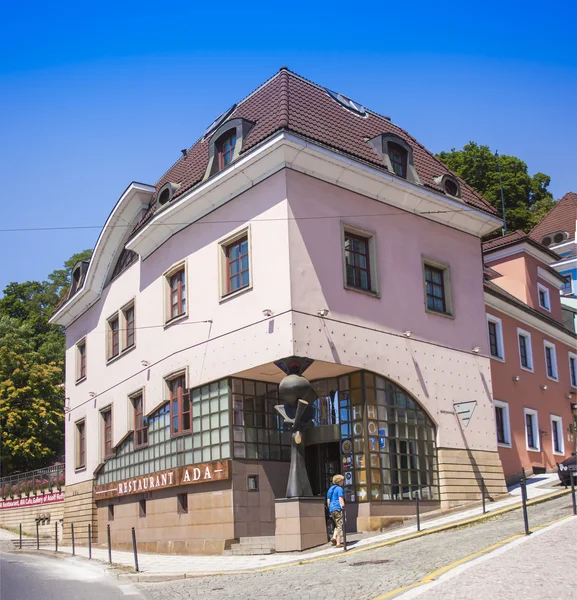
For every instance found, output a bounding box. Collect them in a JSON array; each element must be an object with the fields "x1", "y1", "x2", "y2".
[
  {"x1": 1, "y1": 473, "x2": 569, "y2": 577},
  {"x1": 392, "y1": 516, "x2": 577, "y2": 600}
]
